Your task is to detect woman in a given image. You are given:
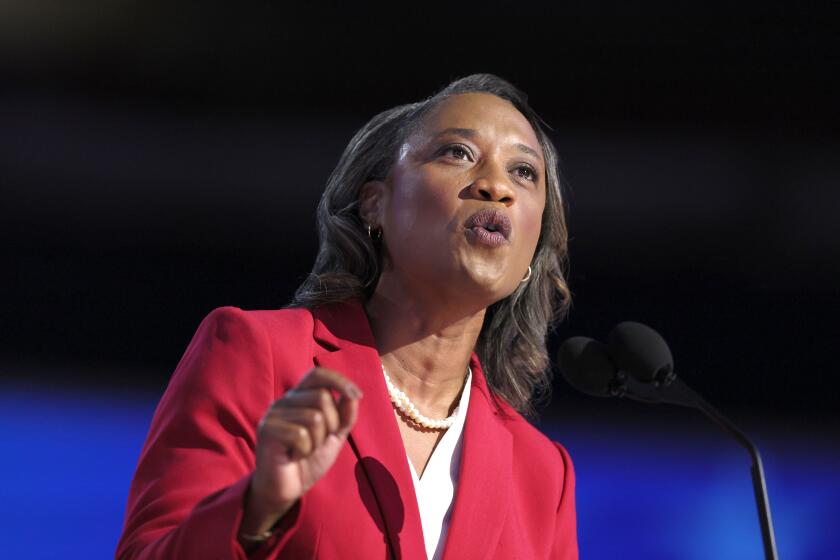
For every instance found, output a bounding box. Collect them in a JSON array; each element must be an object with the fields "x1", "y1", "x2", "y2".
[{"x1": 116, "y1": 74, "x2": 577, "y2": 560}]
